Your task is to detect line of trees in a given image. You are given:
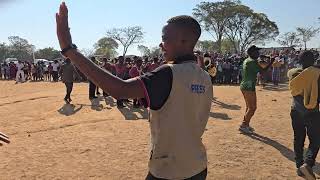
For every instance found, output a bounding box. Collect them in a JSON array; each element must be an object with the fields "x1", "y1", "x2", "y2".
[
  {"x1": 2, "y1": 1, "x2": 319, "y2": 62},
  {"x1": 0, "y1": 36, "x2": 61, "y2": 62},
  {"x1": 278, "y1": 27, "x2": 320, "y2": 49},
  {"x1": 193, "y1": 0, "x2": 279, "y2": 53}
]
